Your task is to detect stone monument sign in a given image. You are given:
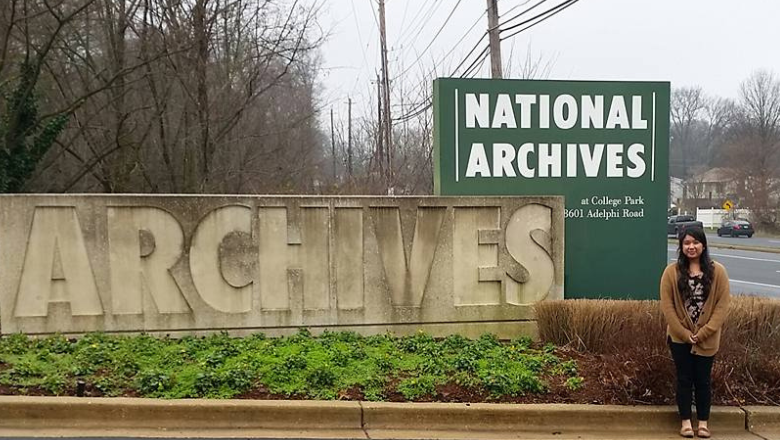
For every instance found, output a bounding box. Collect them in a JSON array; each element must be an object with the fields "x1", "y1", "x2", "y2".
[{"x1": 0, "y1": 195, "x2": 563, "y2": 338}]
